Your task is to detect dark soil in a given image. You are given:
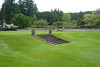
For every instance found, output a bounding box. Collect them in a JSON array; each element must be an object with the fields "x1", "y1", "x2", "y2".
[{"x1": 36, "y1": 34, "x2": 68, "y2": 45}]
